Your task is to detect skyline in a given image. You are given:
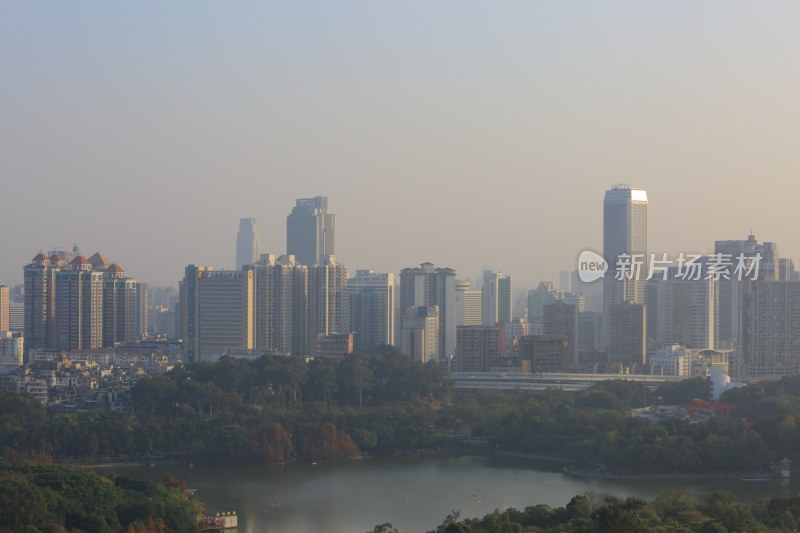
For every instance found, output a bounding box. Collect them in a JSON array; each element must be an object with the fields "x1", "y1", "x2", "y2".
[{"x1": 2, "y1": 2, "x2": 799, "y2": 287}]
